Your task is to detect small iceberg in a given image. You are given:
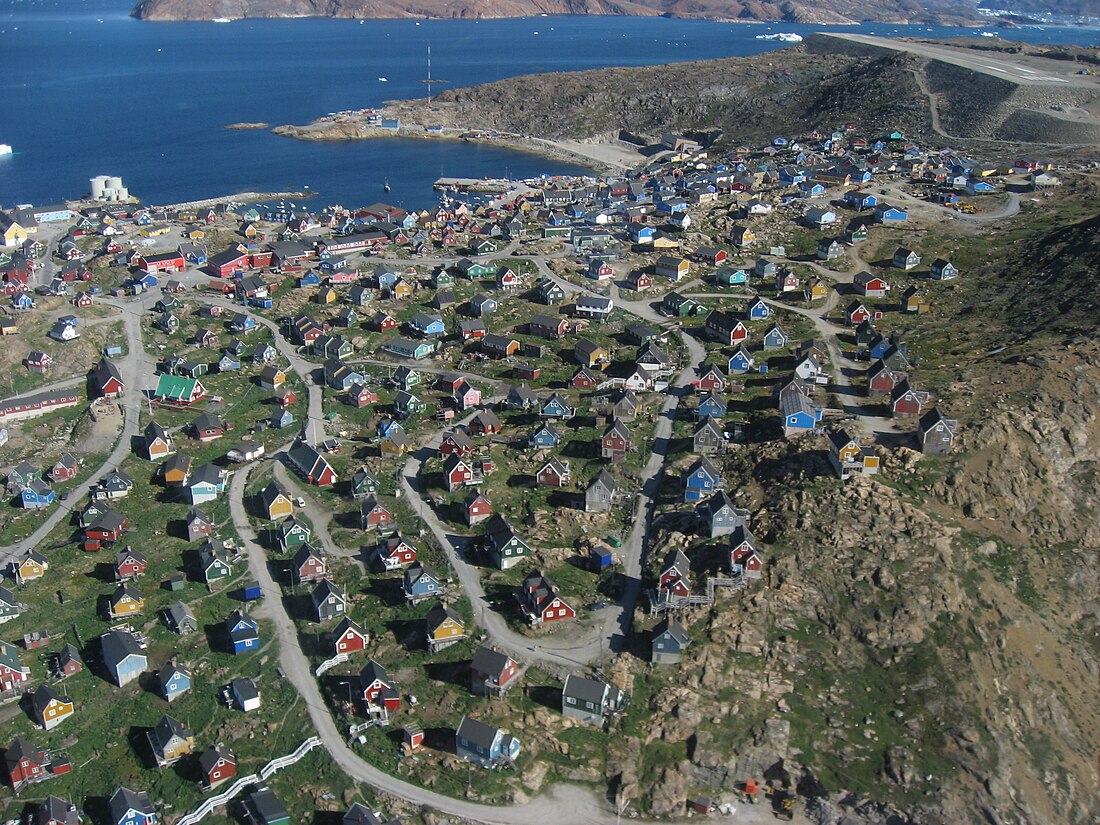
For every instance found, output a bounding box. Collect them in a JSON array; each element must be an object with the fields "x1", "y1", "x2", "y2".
[
  {"x1": 755, "y1": 32, "x2": 803, "y2": 42},
  {"x1": 980, "y1": 31, "x2": 997, "y2": 37},
  {"x1": 212, "y1": 17, "x2": 233, "y2": 22},
  {"x1": 378, "y1": 77, "x2": 388, "y2": 82},
  {"x1": 0, "y1": 144, "x2": 12, "y2": 156}
]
